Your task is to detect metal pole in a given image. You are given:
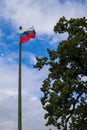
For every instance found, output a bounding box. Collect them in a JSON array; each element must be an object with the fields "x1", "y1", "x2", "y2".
[{"x1": 18, "y1": 35, "x2": 22, "y2": 130}]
